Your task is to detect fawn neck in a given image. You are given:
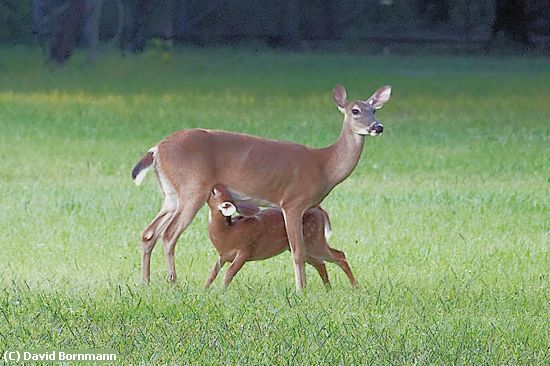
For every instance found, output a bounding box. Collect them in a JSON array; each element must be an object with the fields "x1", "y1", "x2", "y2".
[
  {"x1": 208, "y1": 208, "x2": 233, "y2": 231},
  {"x1": 321, "y1": 118, "x2": 365, "y2": 188}
]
